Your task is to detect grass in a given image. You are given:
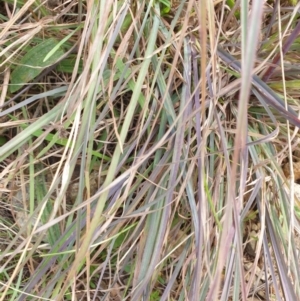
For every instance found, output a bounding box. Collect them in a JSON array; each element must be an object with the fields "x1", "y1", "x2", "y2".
[{"x1": 1, "y1": 0, "x2": 300, "y2": 300}]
